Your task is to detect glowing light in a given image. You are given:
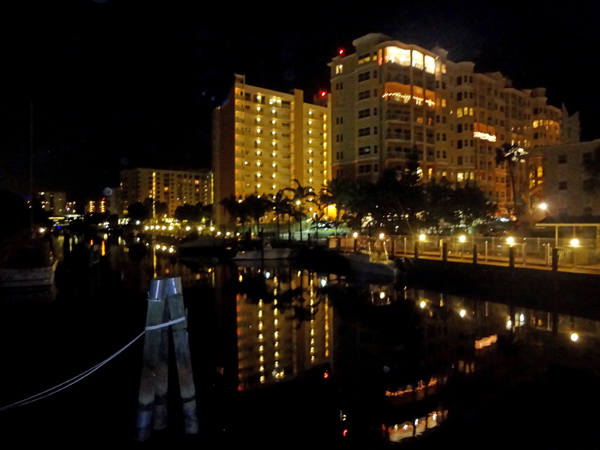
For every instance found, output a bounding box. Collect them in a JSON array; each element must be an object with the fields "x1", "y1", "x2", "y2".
[
  {"x1": 571, "y1": 332, "x2": 579, "y2": 342},
  {"x1": 320, "y1": 278, "x2": 327, "y2": 287},
  {"x1": 162, "y1": 246, "x2": 166, "y2": 251},
  {"x1": 155, "y1": 244, "x2": 161, "y2": 250},
  {"x1": 460, "y1": 309, "x2": 466, "y2": 318},
  {"x1": 571, "y1": 239, "x2": 579, "y2": 247},
  {"x1": 38, "y1": 227, "x2": 45, "y2": 233},
  {"x1": 217, "y1": 231, "x2": 222, "y2": 236},
  {"x1": 539, "y1": 203, "x2": 547, "y2": 210},
  {"x1": 419, "y1": 234, "x2": 426, "y2": 241},
  {"x1": 353, "y1": 232, "x2": 358, "y2": 238},
  {"x1": 473, "y1": 131, "x2": 497, "y2": 142},
  {"x1": 379, "y1": 292, "x2": 386, "y2": 299},
  {"x1": 382, "y1": 92, "x2": 435, "y2": 107},
  {"x1": 506, "y1": 236, "x2": 515, "y2": 245},
  {"x1": 379, "y1": 233, "x2": 385, "y2": 239},
  {"x1": 507, "y1": 319, "x2": 512, "y2": 329},
  {"x1": 459, "y1": 235, "x2": 466, "y2": 243},
  {"x1": 186, "y1": 226, "x2": 191, "y2": 231},
  {"x1": 475, "y1": 334, "x2": 498, "y2": 349},
  {"x1": 420, "y1": 301, "x2": 426, "y2": 309},
  {"x1": 169, "y1": 247, "x2": 174, "y2": 253},
  {"x1": 144, "y1": 226, "x2": 149, "y2": 230}
]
